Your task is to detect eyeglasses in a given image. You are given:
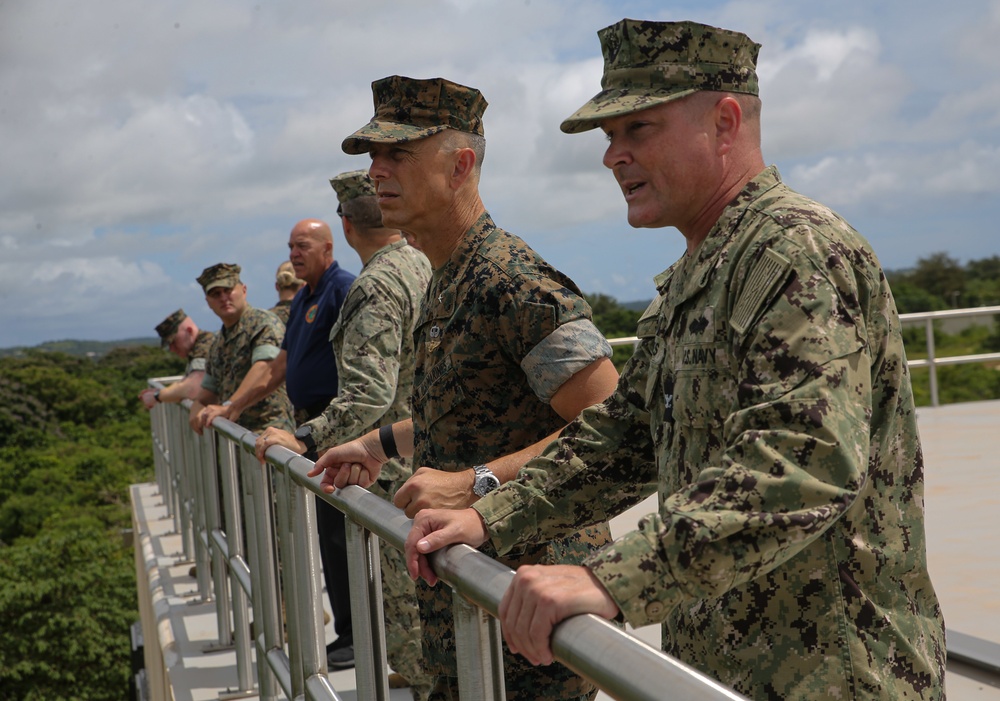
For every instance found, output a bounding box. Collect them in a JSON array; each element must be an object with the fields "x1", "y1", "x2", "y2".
[{"x1": 336, "y1": 204, "x2": 343, "y2": 218}]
